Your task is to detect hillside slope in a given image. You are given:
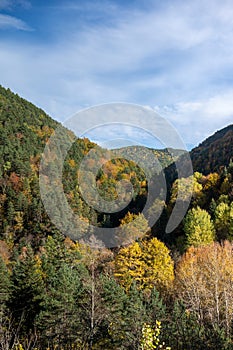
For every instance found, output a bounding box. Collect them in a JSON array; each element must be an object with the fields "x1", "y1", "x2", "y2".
[
  {"x1": 190, "y1": 124, "x2": 233, "y2": 174},
  {"x1": 1, "y1": 84, "x2": 233, "y2": 247},
  {"x1": 0, "y1": 86, "x2": 97, "y2": 244}
]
